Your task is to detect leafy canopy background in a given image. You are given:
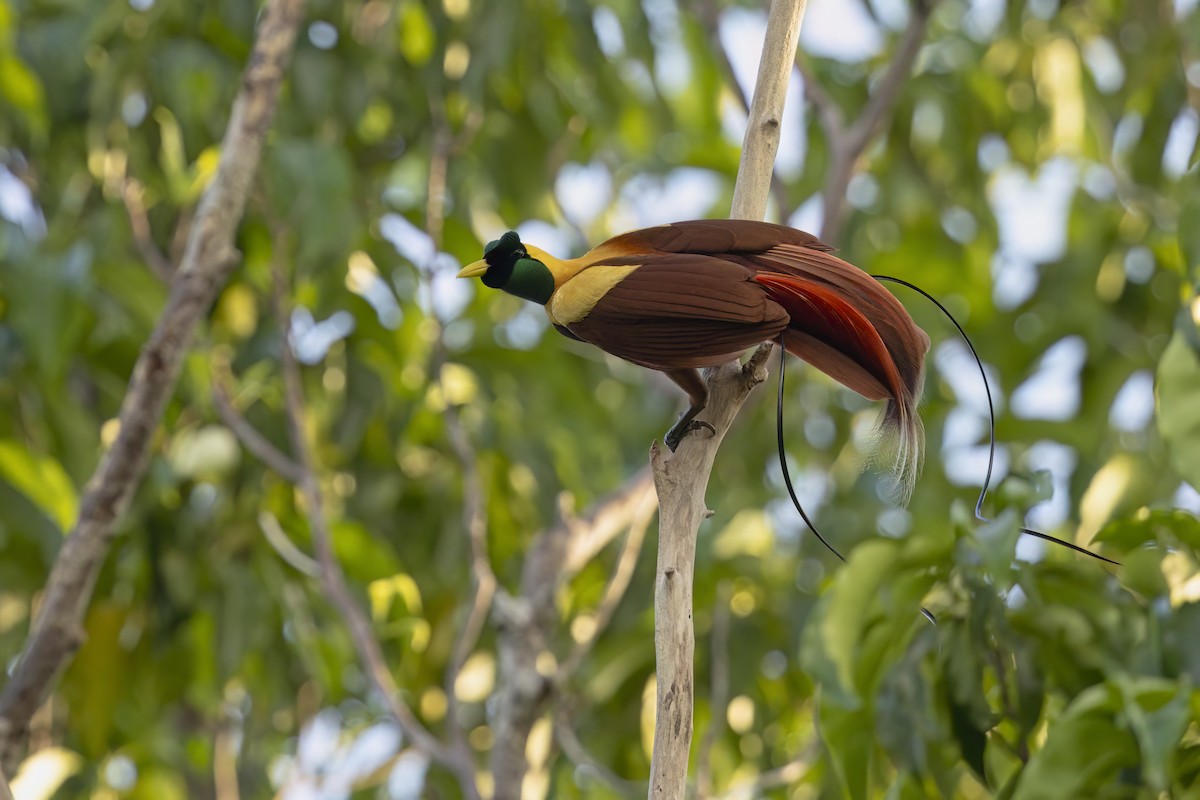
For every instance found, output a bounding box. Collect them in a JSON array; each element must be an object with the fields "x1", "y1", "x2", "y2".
[{"x1": 1, "y1": 0, "x2": 1200, "y2": 797}]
